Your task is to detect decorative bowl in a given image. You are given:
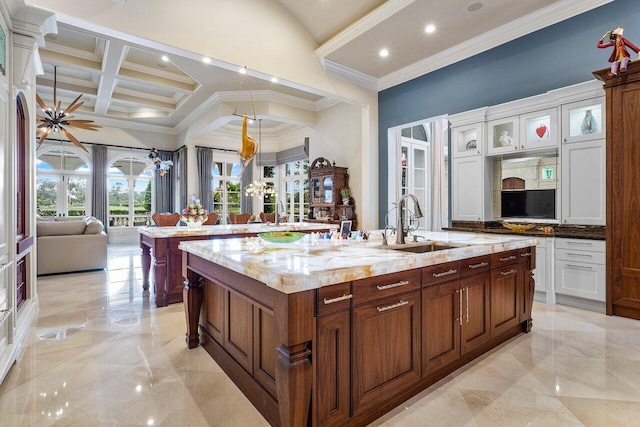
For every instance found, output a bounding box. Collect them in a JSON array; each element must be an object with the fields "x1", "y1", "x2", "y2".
[
  {"x1": 502, "y1": 223, "x2": 536, "y2": 233},
  {"x1": 258, "y1": 231, "x2": 306, "y2": 244}
]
